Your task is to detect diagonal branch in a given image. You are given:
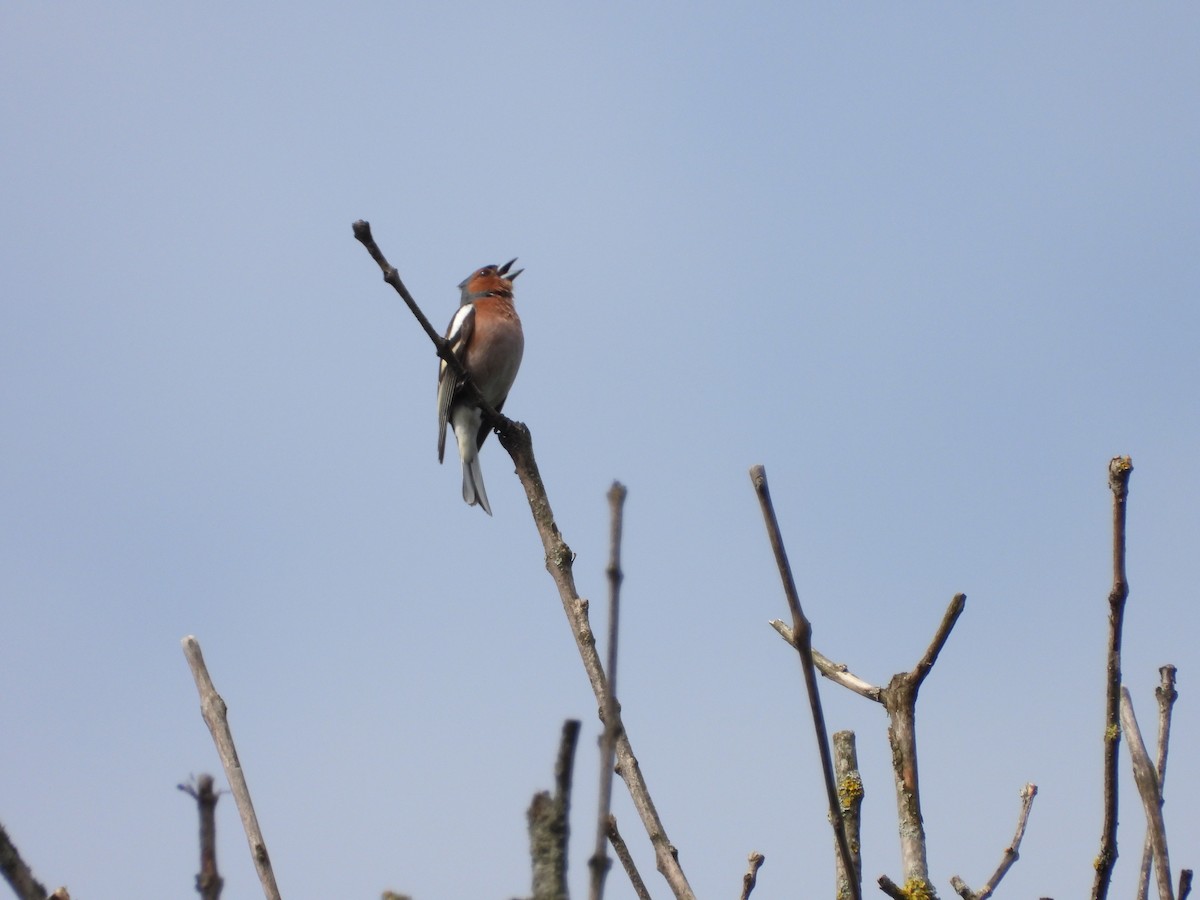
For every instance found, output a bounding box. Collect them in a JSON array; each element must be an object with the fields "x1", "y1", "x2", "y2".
[
  {"x1": 911, "y1": 594, "x2": 966, "y2": 690},
  {"x1": 769, "y1": 621, "x2": 883, "y2": 702},
  {"x1": 0, "y1": 820, "x2": 52, "y2": 900},
  {"x1": 1138, "y1": 666, "x2": 1180, "y2": 900},
  {"x1": 1121, "y1": 688, "x2": 1173, "y2": 900},
  {"x1": 352, "y1": 220, "x2": 501, "y2": 429},
  {"x1": 607, "y1": 817, "x2": 653, "y2": 900},
  {"x1": 181, "y1": 636, "x2": 282, "y2": 900},
  {"x1": 749, "y1": 464, "x2": 861, "y2": 900},
  {"x1": 355, "y1": 224, "x2": 695, "y2": 900}
]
